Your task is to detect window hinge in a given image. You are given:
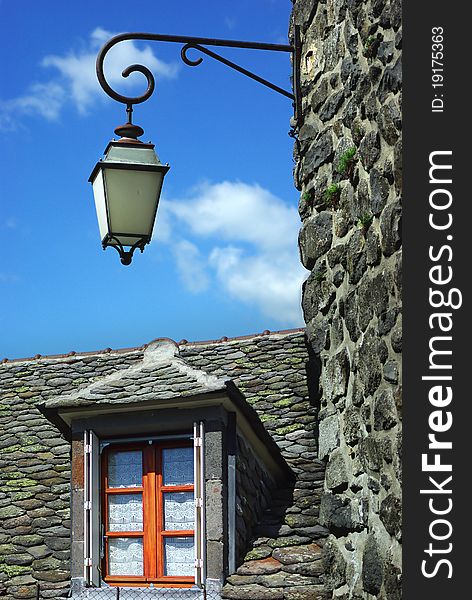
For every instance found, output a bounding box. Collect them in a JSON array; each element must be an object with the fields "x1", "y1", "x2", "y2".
[
  {"x1": 195, "y1": 559, "x2": 203, "y2": 568},
  {"x1": 194, "y1": 437, "x2": 202, "y2": 447},
  {"x1": 84, "y1": 500, "x2": 92, "y2": 511},
  {"x1": 195, "y1": 498, "x2": 203, "y2": 508},
  {"x1": 84, "y1": 444, "x2": 92, "y2": 454},
  {"x1": 84, "y1": 557, "x2": 92, "y2": 567}
]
